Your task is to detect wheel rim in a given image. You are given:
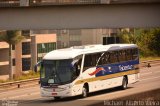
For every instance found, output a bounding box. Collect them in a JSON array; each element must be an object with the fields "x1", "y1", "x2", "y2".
[
  {"x1": 123, "y1": 78, "x2": 127, "y2": 88},
  {"x1": 83, "y1": 87, "x2": 87, "y2": 97}
]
